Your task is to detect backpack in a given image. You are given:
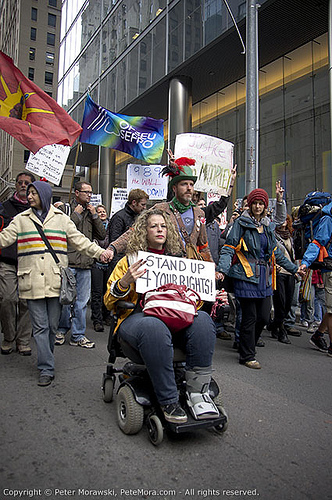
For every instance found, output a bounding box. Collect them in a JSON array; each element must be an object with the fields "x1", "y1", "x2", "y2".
[{"x1": 293, "y1": 191, "x2": 332, "y2": 266}]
